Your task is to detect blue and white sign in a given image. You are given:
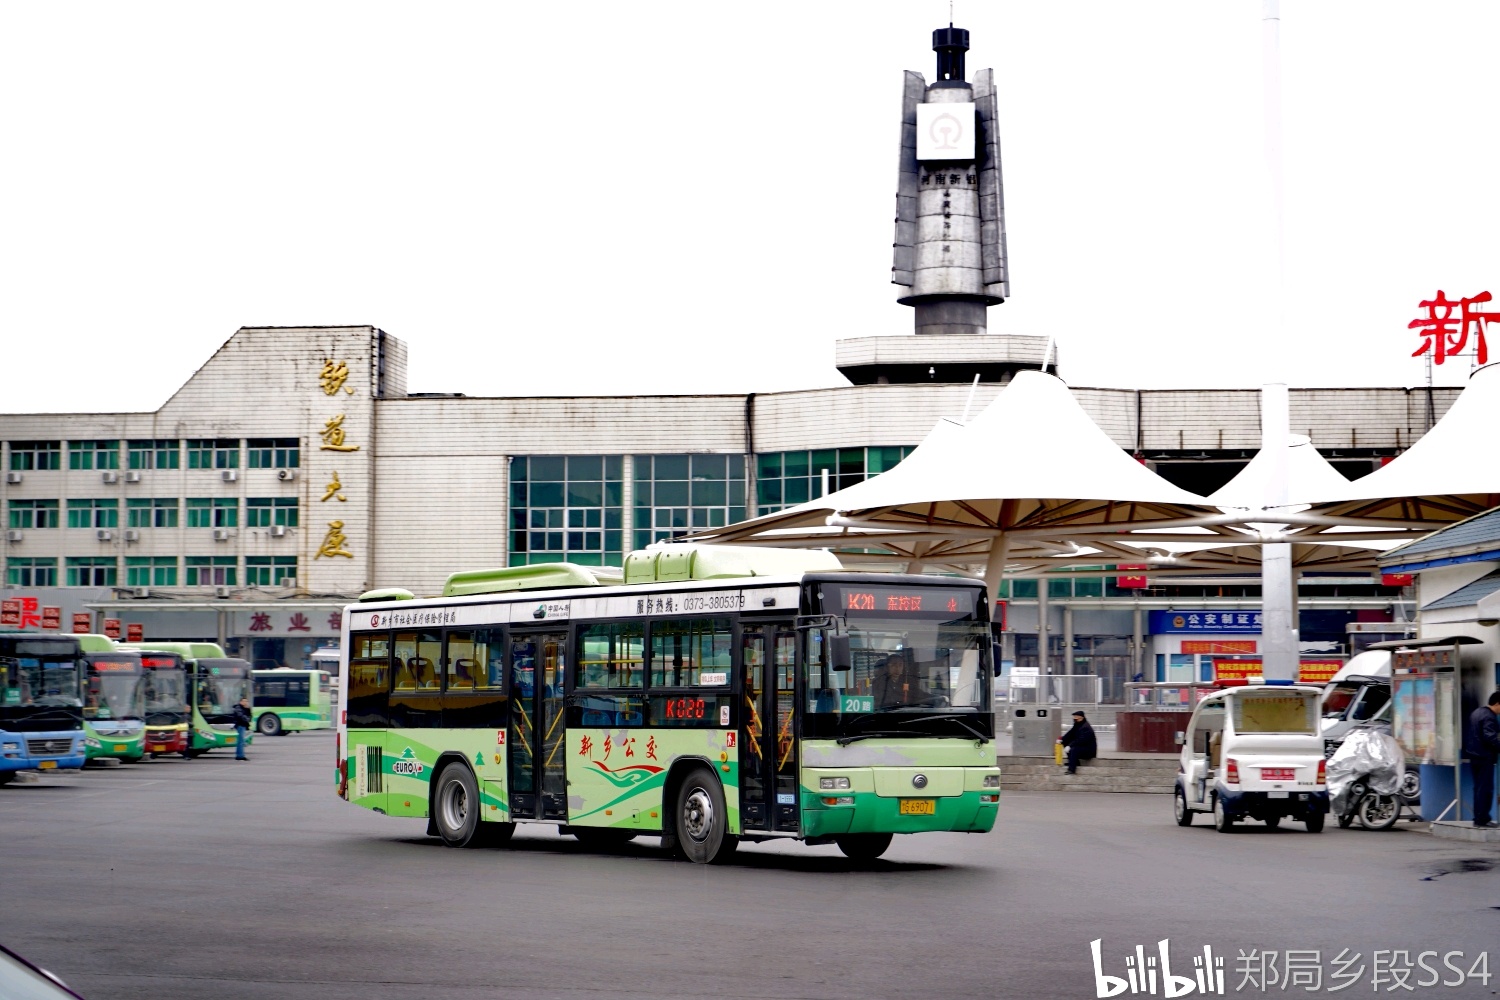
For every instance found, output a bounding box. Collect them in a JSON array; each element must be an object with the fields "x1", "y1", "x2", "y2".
[{"x1": 1148, "y1": 610, "x2": 1263, "y2": 634}]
